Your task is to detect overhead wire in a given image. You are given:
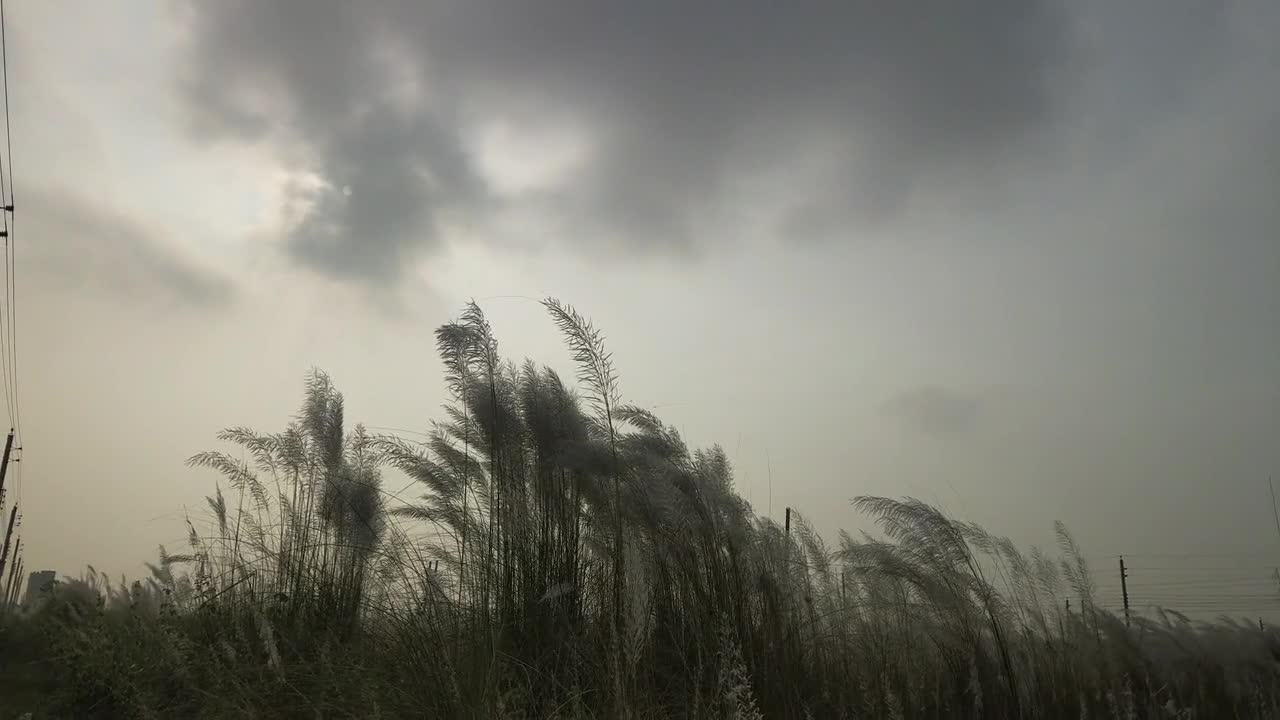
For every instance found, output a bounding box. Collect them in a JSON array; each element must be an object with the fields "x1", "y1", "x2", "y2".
[
  {"x1": 0, "y1": 45, "x2": 10, "y2": 438},
  {"x1": 1091, "y1": 552, "x2": 1280, "y2": 560},
  {"x1": 0, "y1": 0, "x2": 20, "y2": 522},
  {"x1": 1099, "y1": 563, "x2": 1280, "y2": 572},
  {"x1": 1, "y1": 0, "x2": 17, "y2": 450},
  {"x1": 0, "y1": 130, "x2": 10, "y2": 431},
  {"x1": 1095, "y1": 576, "x2": 1279, "y2": 586},
  {"x1": 1077, "y1": 554, "x2": 1280, "y2": 620}
]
